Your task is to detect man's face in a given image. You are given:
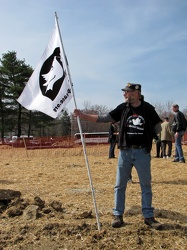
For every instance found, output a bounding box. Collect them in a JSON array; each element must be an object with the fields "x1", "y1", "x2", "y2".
[
  {"x1": 123, "y1": 90, "x2": 138, "y2": 103},
  {"x1": 172, "y1": 106, "x2": 178, "y2": 113}
]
